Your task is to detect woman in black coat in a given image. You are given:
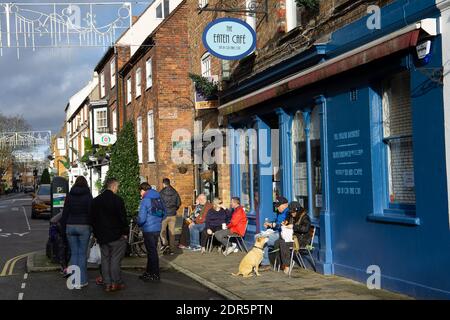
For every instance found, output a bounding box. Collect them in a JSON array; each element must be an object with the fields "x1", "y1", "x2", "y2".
[
  {"x1": 274, "y1": 201, "x2": 311, "y2": 274},
  {"x1": 200, "y1": 198, "x2": 227, "y2": 254},
  {"x1": 61, "y1": 176, "x2": 93, "y2": 289}
]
